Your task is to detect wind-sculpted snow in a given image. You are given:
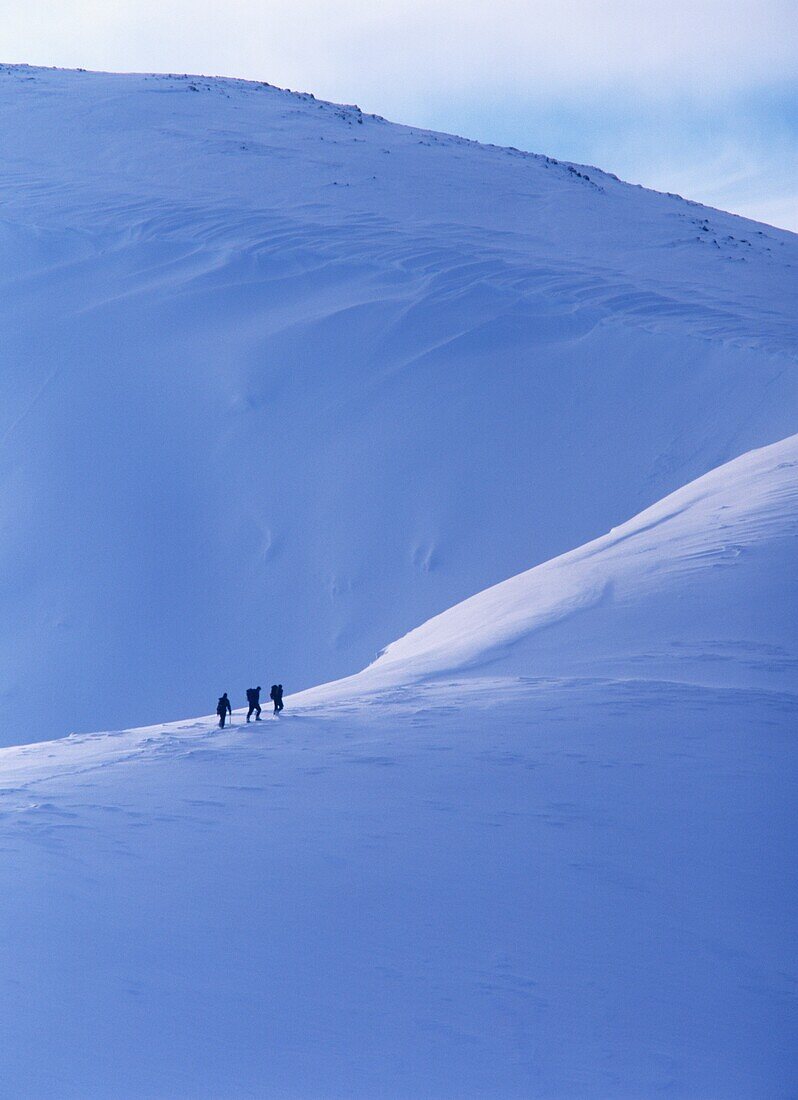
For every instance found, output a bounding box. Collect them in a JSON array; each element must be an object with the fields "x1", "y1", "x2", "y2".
[
  {"x1": 302, "y1": 433, "x2": 798, "y2": 697},
  {"x1": 0, "y1": 64, "x2": 797, "y2": 741}
]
